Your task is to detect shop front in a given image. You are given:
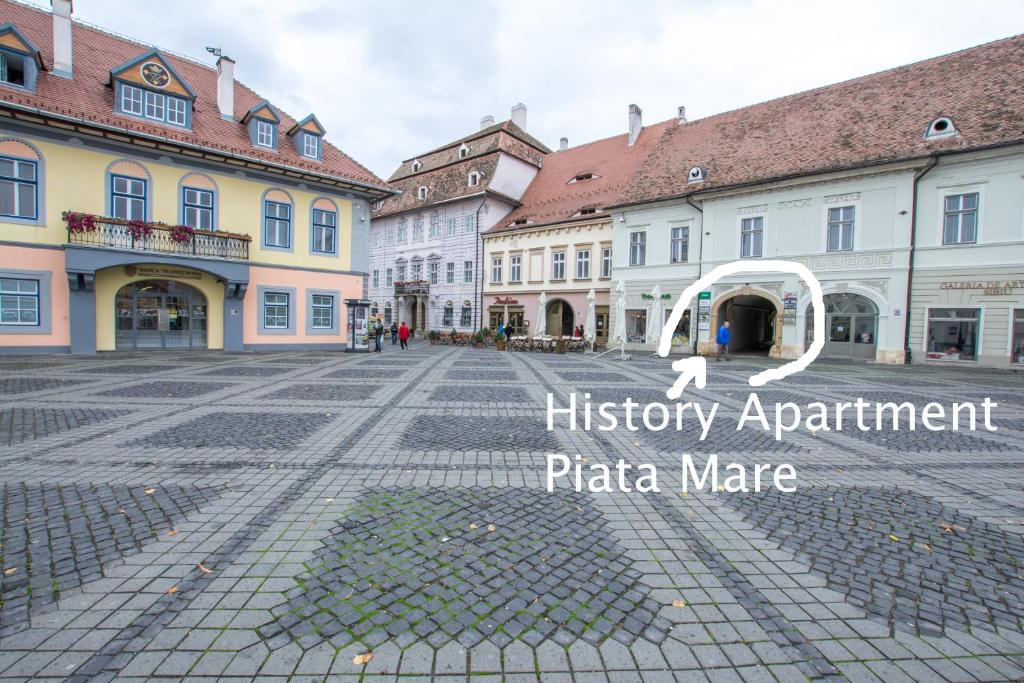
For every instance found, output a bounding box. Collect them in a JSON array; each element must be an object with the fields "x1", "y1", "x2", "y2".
[
  {"x1": 115, "y1": 279, "x2": 208, "y2": 350},
  {"x1": 487, "y1": 291, "x2": 608, "y2": 341}
]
